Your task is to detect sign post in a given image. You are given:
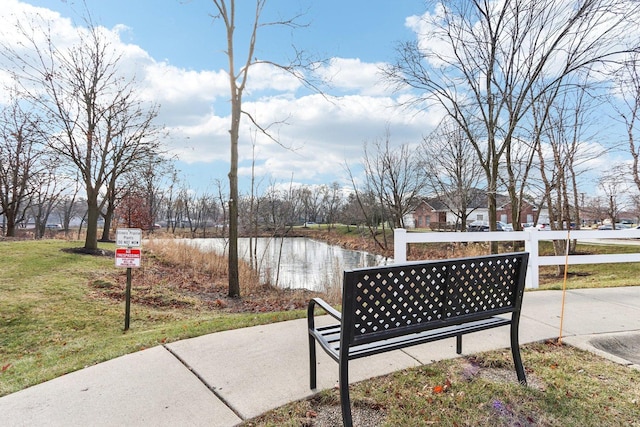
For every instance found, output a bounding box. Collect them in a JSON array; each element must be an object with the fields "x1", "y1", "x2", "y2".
[
  {"x1": 125, "y1": 267, "x2": 132, "y2": 331},
  {"x1": 115, "y1": 228, "x2": 142, "y2": 331}
]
